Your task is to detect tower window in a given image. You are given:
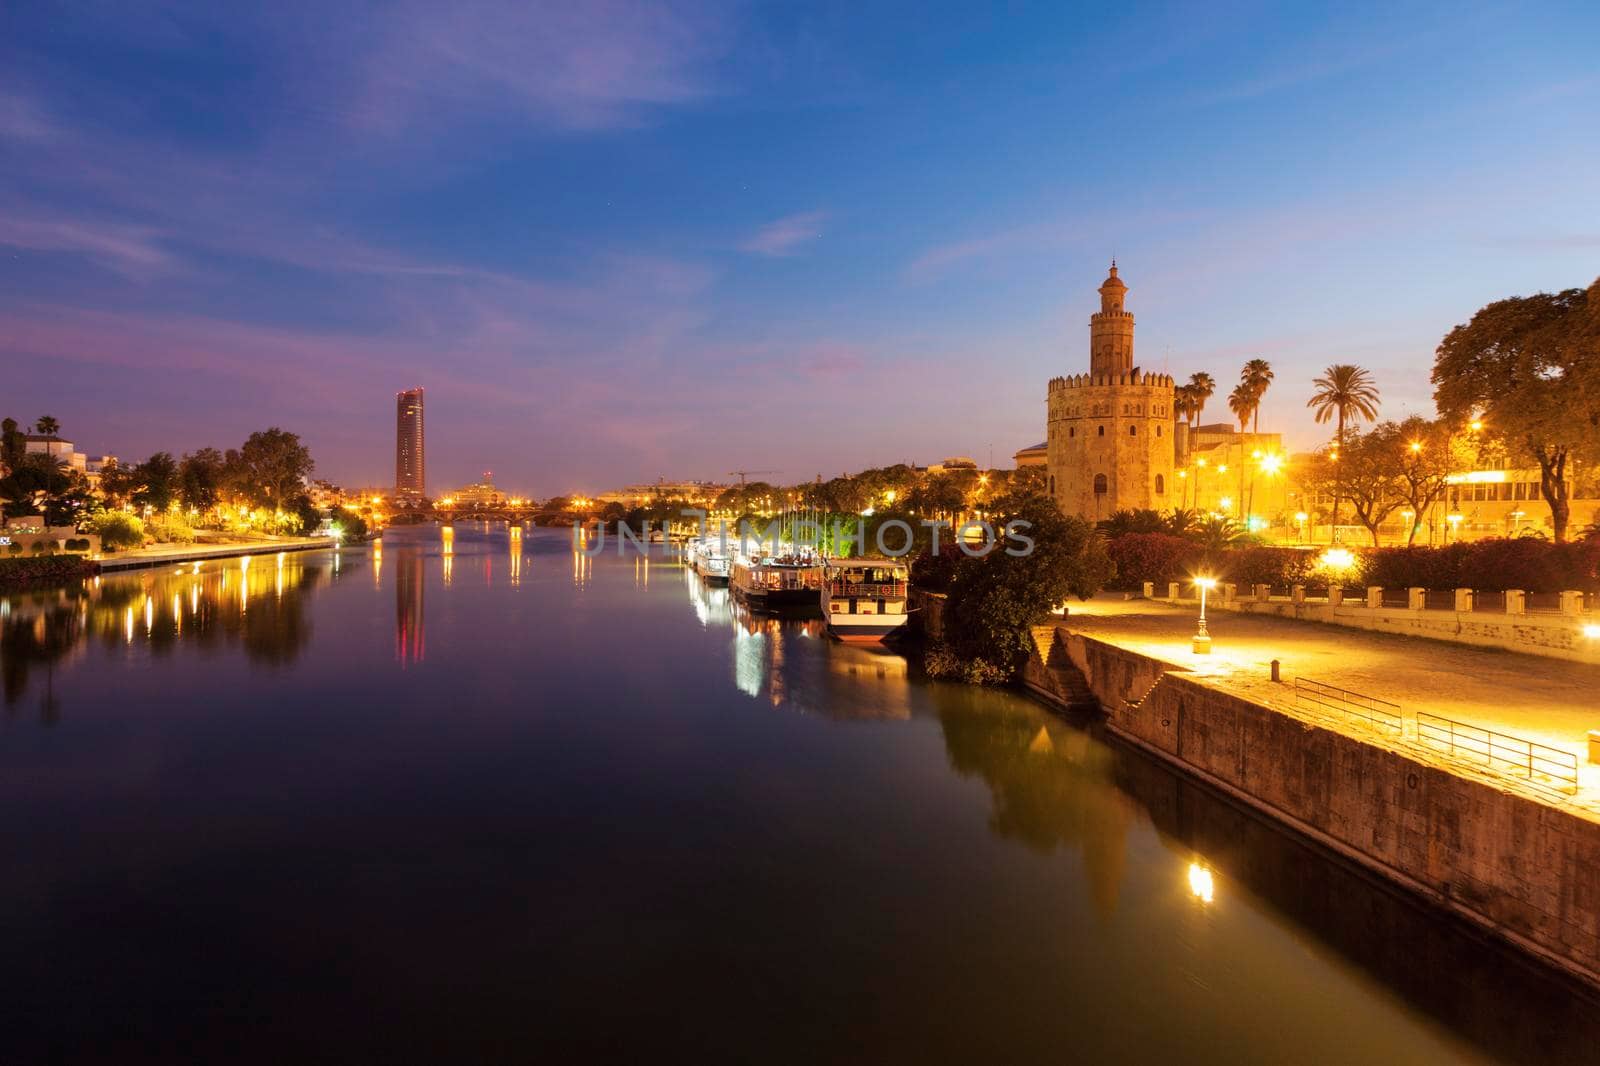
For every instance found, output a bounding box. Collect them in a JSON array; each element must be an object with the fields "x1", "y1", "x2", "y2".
[
  {"x1": 1069, "y1": 427, "x2": 1076, "y2": 438},
  {"x1": 1093, "y1": 474, "x2": 1108, "y2": 495},
  {"x1": 1157, "y1": 425, "x2": 1163, "y2": 437},
  {"x1": 1049, "y1": 475, "x2": 1056, "y2": 496},
  {"x1": 1155, "y1": 474, "x2": 1165, "y2": 495},
  {"x1": 1097, "y1": 425, "x2": 1105, "y2": 437},
  {"x1": 1129, "y1": 425, "x2": 1137, "y2": 436}
]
